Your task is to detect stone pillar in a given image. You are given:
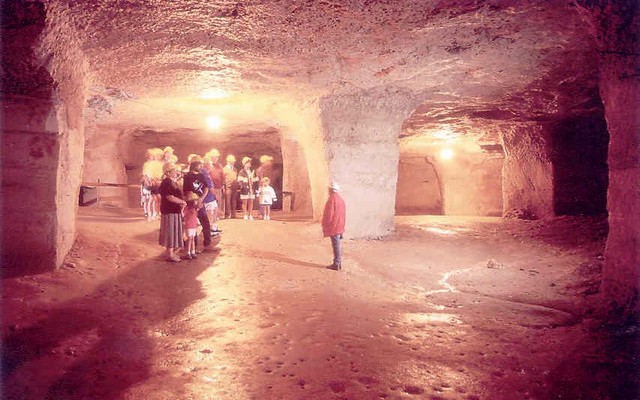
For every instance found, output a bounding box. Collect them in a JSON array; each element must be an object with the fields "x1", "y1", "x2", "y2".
[
  {"x1": 319, "y1": 87, "x2": 419, "y2": 238},
  {"x1": 579, "y1": 1, "x2": 640, "y2": 319},
  {"x1": 272, "y1": 98, "x2": 327, "y2": 219},
  {"x1": 1, "y1": 1, "x2": 87, "y2": 273},
  {"x1": 500, "y1": 123, "x2": 554, "y2": 219},
  {"x1": 280, "y1": 132, "x2": 313, "y2": 215},
  {"x1": 83, "y1": 125, "x2": 129, "y2": 207}
]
